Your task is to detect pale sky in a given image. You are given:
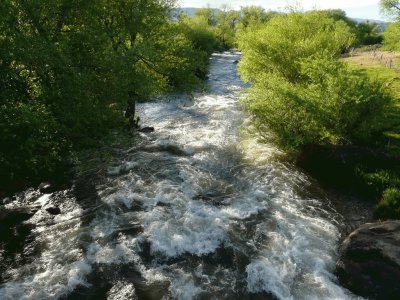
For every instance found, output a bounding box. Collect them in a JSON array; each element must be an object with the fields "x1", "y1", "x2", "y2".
[{"x1": 178, "y1": 0, "x2": 386, "y2": 21}]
